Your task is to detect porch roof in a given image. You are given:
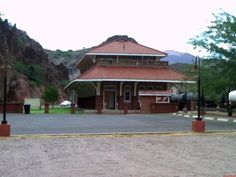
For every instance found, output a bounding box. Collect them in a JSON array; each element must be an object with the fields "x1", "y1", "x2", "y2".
[
  {"x1": 65, "y1": 66, "x2": 195, "y2": 89},
  {"x1": 79, "y1": 65, "x2": 190, "y2": 81}
]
